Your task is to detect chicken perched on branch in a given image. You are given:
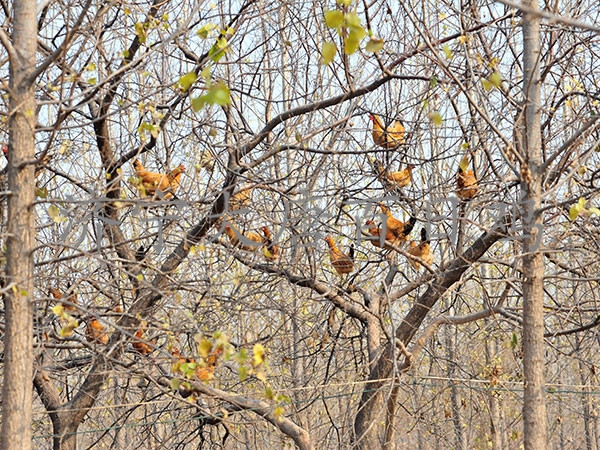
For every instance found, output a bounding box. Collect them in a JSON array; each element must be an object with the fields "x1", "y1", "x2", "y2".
[
  {"x1": 365, "y1": 220, "x2": 397, "y2": 250},
  {"x1": 324, "y1": 236, "x2": 355, "y2": 275},
  {"x1": 385, "y1": 164, "x2": 414, "y2": 188},
  {"x1": 261, "y1": 226, "x2": 281, "y2": 262},
  {"x1": 132, "y1": 328, "x2": 156, "y2": 355},
  {"x1": 229, "y1": 186, "x2": 253, "y2": 211},
  {"x1": 369, "y1": 114, "x2": 405, "y2": 148},
  {"x1": 379, "y1": 205, "x2": 417, "y2": 242},
  {"x1": 456, "y1": 155, "x2": 478, "y2": 200},
  {"x1": 407, "y1": 227, "x2": 434, "y2": 270},
  {"x1": 223, "y1": 224, "x2": 263, "y2": 251},
  {"x1": 132, "y1": 159, "x2": 185, "y2": 199},
  {"x1": 85, "y1": 318, "x2": 108, "y2": 345},
  {"x1": 49, "y1": 287, "x2": 78, "y2": 313}
]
